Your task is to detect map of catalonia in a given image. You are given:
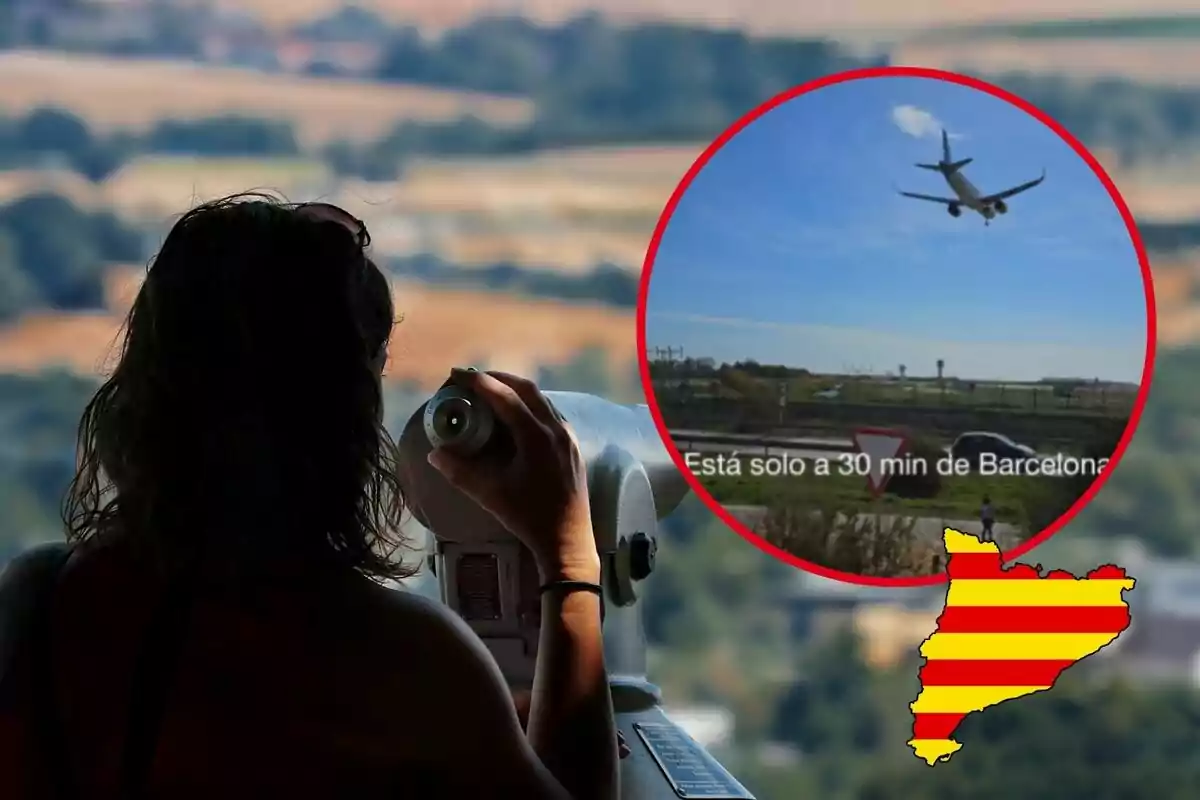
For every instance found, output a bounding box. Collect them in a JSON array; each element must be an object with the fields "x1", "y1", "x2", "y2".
[{"x1": 908, "y1": 528, "x2": 1135, "y2": 766}]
